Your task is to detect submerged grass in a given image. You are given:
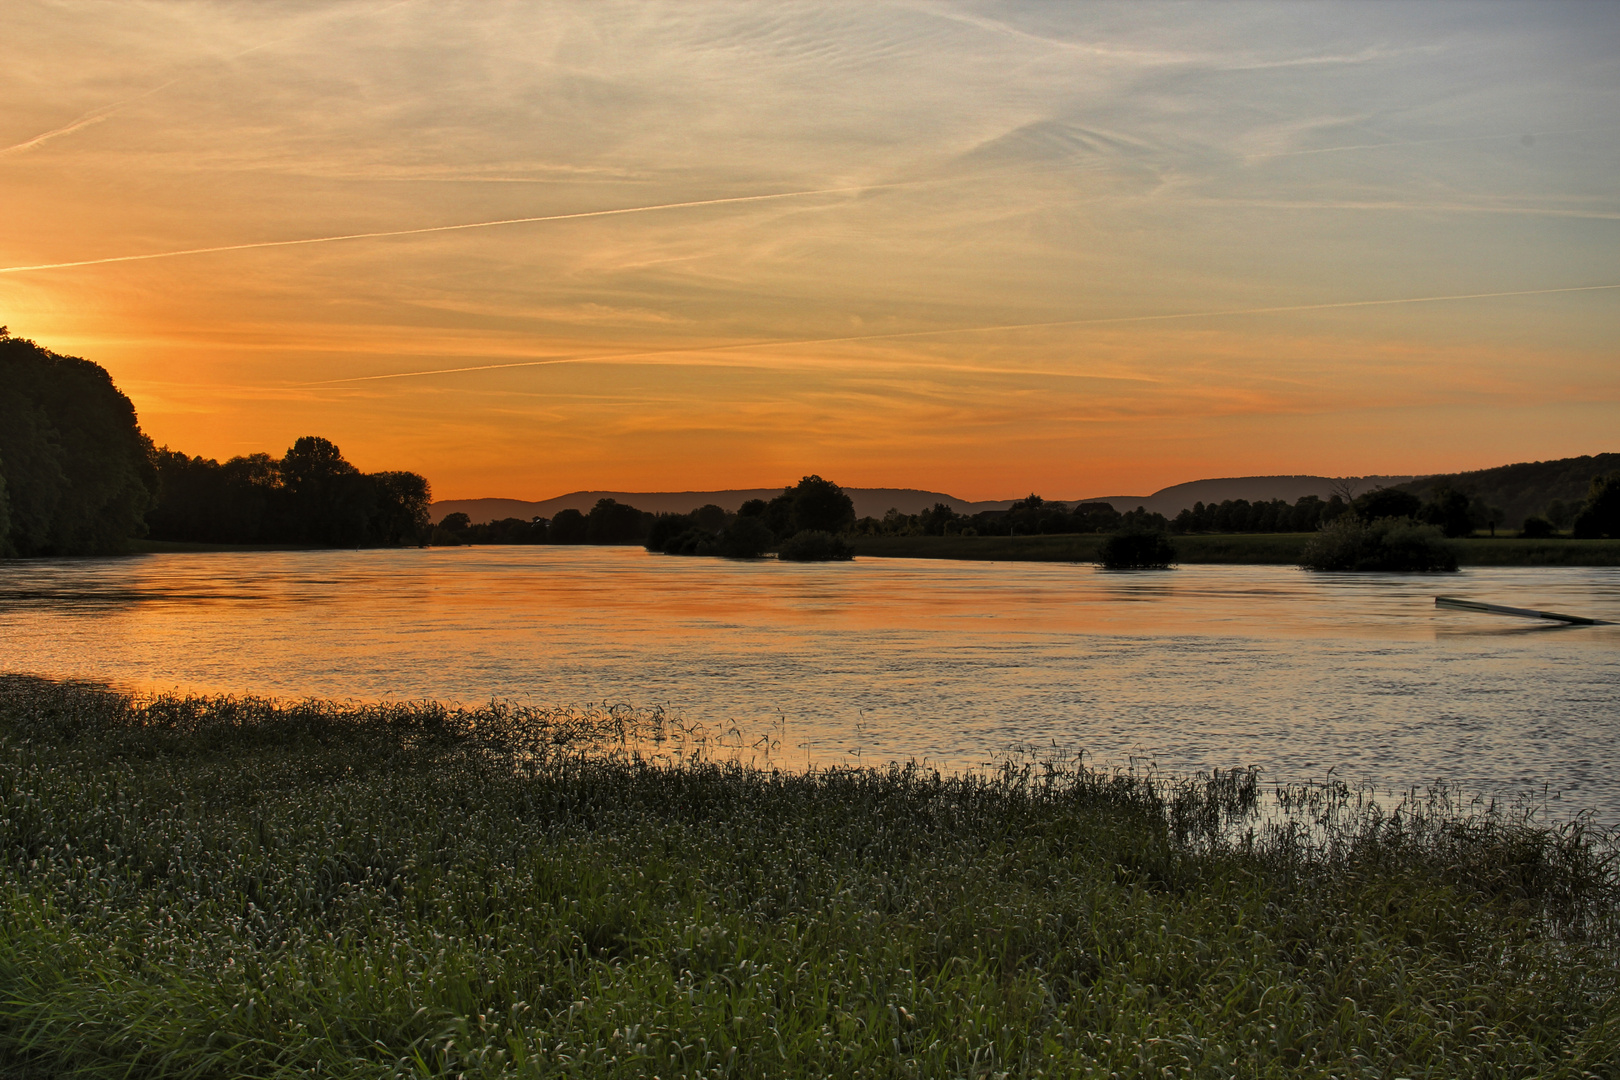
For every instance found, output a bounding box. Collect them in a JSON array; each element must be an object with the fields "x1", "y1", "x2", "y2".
[{"x1": 2, "y1": 675, "x2": 1618, "y2": 1078}]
